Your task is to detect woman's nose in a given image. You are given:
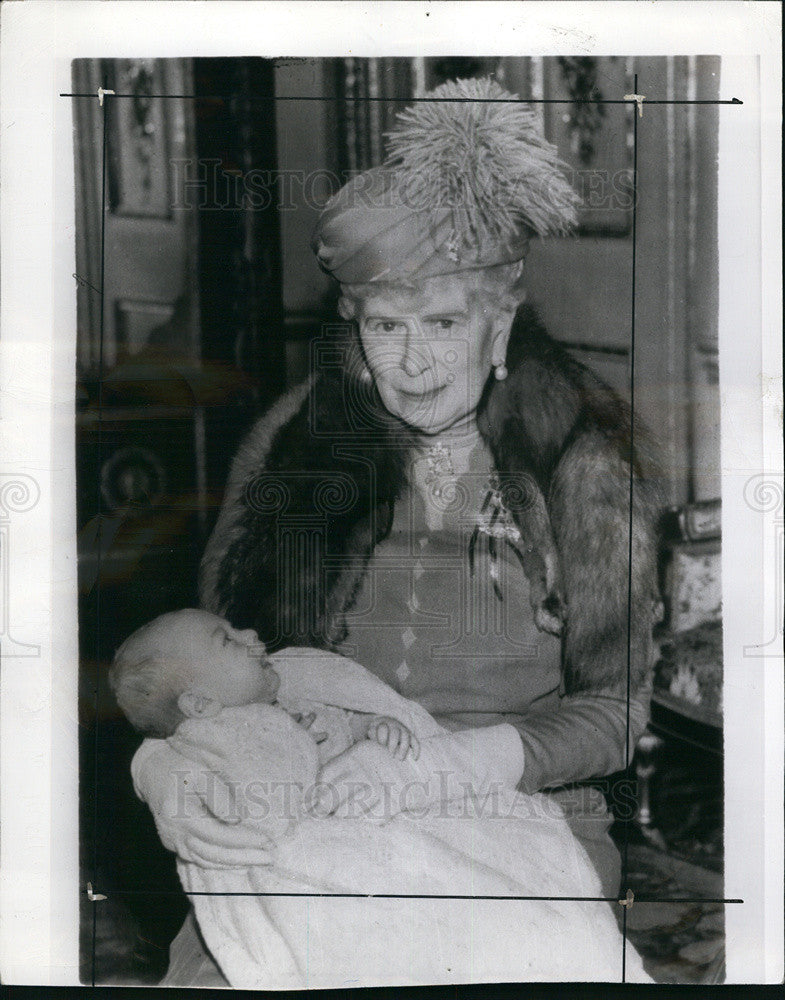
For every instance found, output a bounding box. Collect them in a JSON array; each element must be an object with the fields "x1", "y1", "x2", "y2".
[
  {"x1": 401, "y1": 350, "x2": 428, "y2": 378},
  {"x1": 400, "y1": 323, "x2": 430, "y2": 378}
]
